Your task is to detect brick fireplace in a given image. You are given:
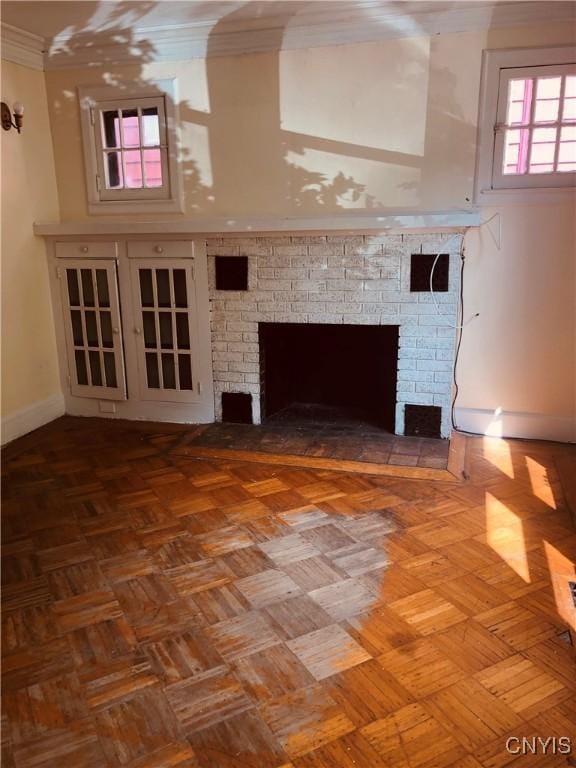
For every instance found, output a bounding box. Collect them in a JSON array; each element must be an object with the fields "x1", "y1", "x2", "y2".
[{"x1": 207, "y1": 233, "x2": 462, "y2": 438}]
